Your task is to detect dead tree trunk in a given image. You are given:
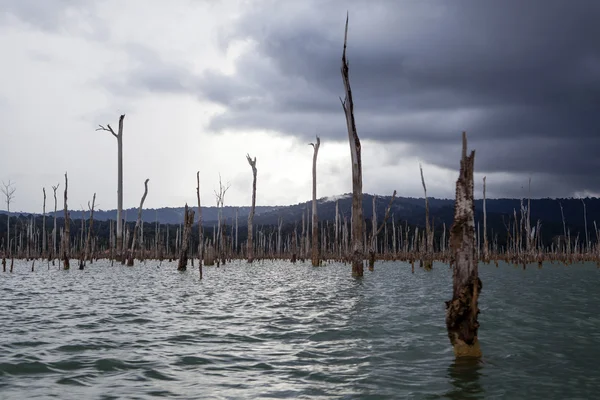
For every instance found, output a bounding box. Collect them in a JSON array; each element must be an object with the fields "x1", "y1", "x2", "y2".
[
  {"x1": 97, "y1": 114, "x2": 125, "y2": 261},
  {"x1": 42, "y1": 188, "x2": 47, "y2": 259},
  {"x1": 1, "y1": 180, "x2": 16, "y2": 260},
  {"x1": 483, "y1": 176, "x2": 489, "y2": 263},
  {"x1": 51, "y1": 184, "x2": 59, "y2": 262},
  {"x1": 420, "y1": 164, "x2": 434, "y2": 269},
  {"x1": 310, "y1": 136, "x2": 321, "y2": 266},
  {"x1": 197, "y1": 171, "x2": 203, "y2": 279},
  {"x1": 340, "y1": 15, "x2": 364, "y2": 277},
  {"x1": 369, "y1": 191, "x2": 397, "y2": 270},
  {"x1": 62, "y1": 172, "x2": 70, "y2": 270},
  {"x1": 445, "y1": 132, "x2": 482, "y2": 358},
  {"x1": 127, "y1": 179, "x2": 149, "y2": 266},
  {"x1": 246, "y1": 154, "x2": 257, "y2": 263},
  {"x1": 84, "y1": 193, "x2": 96, "y2": 265},
  {"x1": 178, "y1": 204, "x2": 195, "y2": 271}
]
